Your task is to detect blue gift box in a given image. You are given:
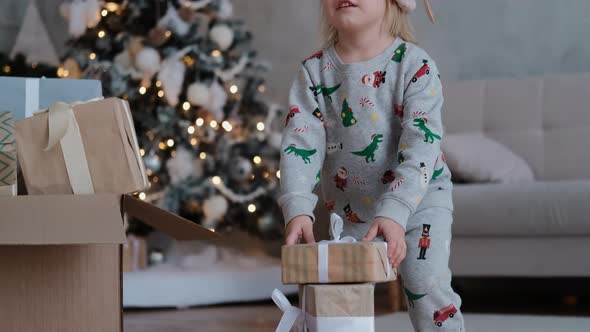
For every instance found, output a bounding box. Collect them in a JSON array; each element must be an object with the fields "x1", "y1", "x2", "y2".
[{"x1": 0, "y1": 77, "x2": 103, "y2": 120}]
